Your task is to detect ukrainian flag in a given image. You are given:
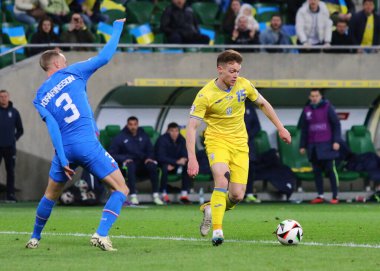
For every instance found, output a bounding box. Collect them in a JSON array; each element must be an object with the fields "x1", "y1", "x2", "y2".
[
  {"x1": 130, "y1": 24, "x2": 154, "y2": 44},
  {"x1": 97, "y1": 22, "x2": 113, "y2": 42},
  {"x1": 100, "y1": 0, "x2": 125, "y2": 12},
  {"x1": 2, "y1": 25, "x2": 27, "y2": 45},
  {"x1": 324, "y1": 0, "x2": 348, "y2": 14},
  {"x1": 200, "y1": 28, "x2": 215, "y2": 45}
]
